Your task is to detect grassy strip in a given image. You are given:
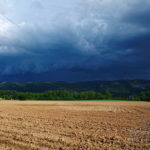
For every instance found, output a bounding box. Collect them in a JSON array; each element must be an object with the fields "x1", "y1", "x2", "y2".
[{"x1": 18, "y1": 99, "x2": 140, "y2": 102}]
